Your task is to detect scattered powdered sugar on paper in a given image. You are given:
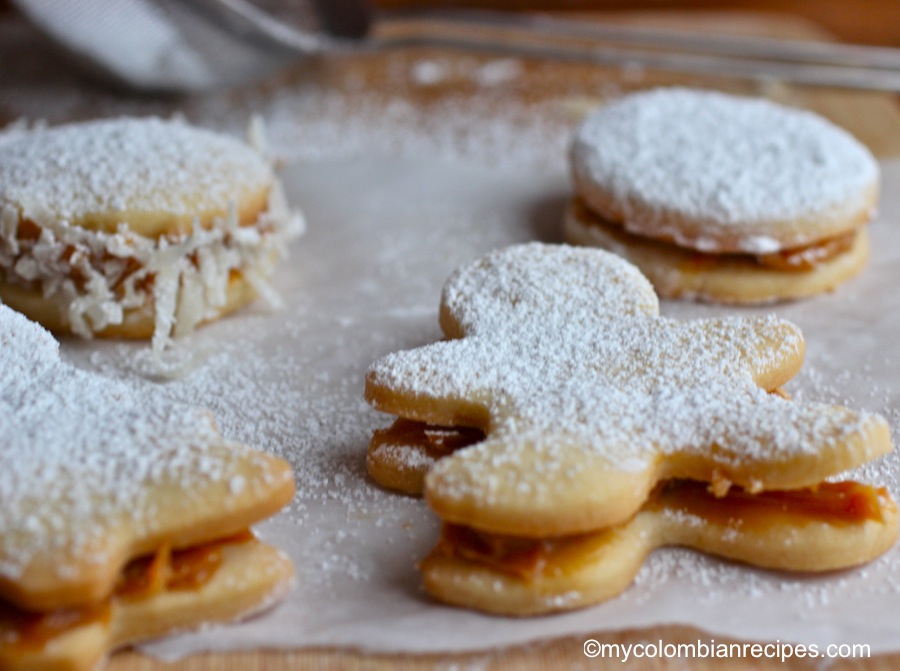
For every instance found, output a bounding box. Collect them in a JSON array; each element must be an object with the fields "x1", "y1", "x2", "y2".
[
  {"x1": 372, "y1": 443, "x2": 438, "y2": 472},
  {"x1": 5, "y1": 13, "x2": 899, "y2": 654},
  {"x1": 62, "y1": 156, "x2": 900, "y2": 658},
  {"x1": 0, "y1": 15, "x2": 577, "y2": 174},
  {"x1": 256, "y1": 89, "x2": 570, "y2": 170}
]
